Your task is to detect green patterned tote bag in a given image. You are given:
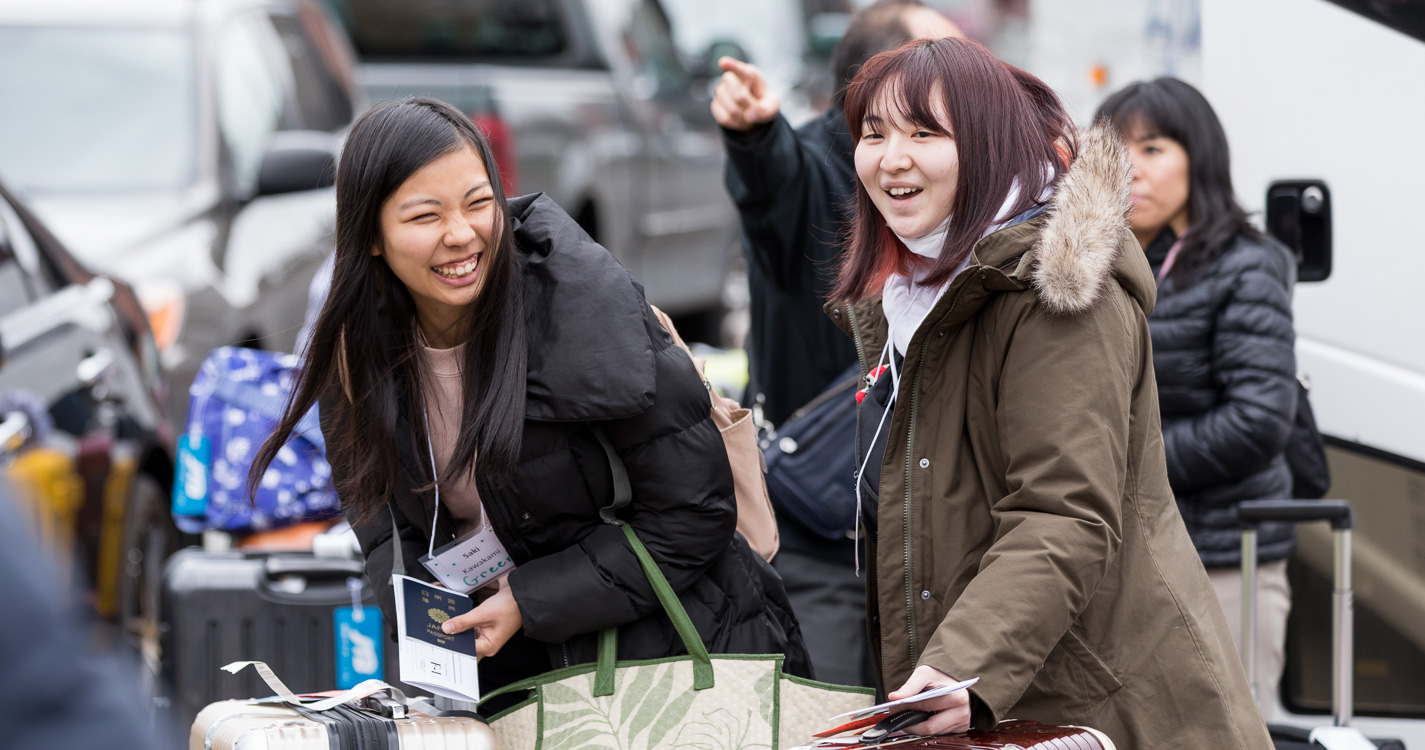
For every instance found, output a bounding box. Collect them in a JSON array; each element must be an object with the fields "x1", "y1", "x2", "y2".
[{"x1": 478, "y1": 520, "x2": 874, "y2": 750}]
